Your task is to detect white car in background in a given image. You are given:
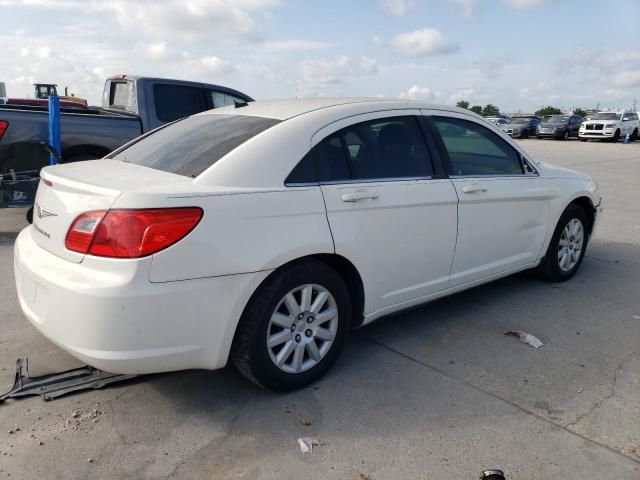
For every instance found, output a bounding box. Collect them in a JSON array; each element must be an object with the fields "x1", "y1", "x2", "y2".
[
  {"x1": 14, "y1": 99, "x2": 602, "y2": 390},
  {"x1": 579, "y1": 111, "x2": 639, "y2": 142}
]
